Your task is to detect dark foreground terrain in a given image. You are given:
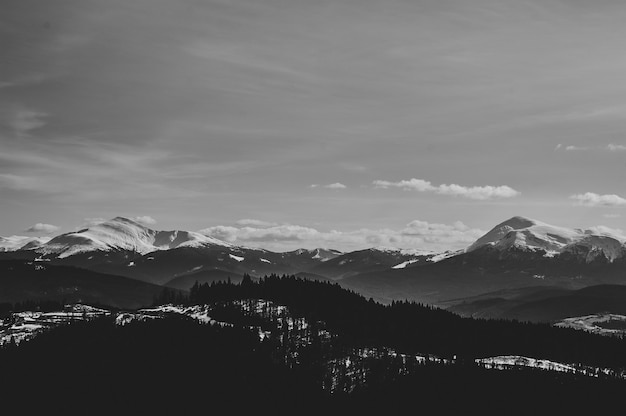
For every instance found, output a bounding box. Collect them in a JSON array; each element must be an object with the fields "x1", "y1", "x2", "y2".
[{"x1": 1, "y1": 276, "x2": 625, "y2": 415}]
